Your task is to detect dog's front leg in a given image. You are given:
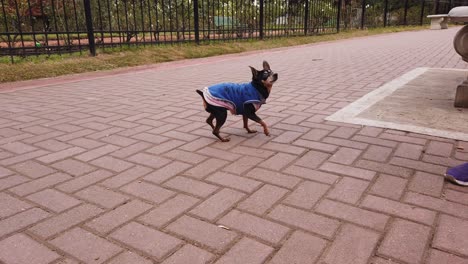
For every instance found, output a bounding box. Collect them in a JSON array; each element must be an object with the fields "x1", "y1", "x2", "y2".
[
  {"x1": 243, "y1": 115, "x2": 257, "y2": 134},
  {"x1": 244, "y1": 104, "x2": 270, "y2": 136}
]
